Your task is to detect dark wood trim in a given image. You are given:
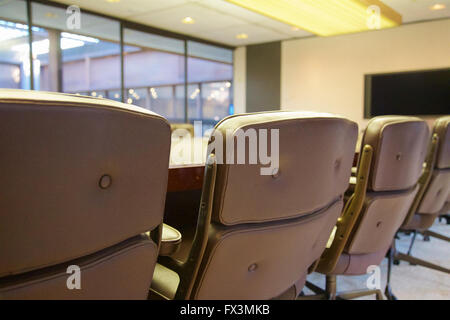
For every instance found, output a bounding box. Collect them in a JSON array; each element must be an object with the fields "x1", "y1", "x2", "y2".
[{"x1": 168, "y1": 164, "x2": 205, "y2": 192}]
